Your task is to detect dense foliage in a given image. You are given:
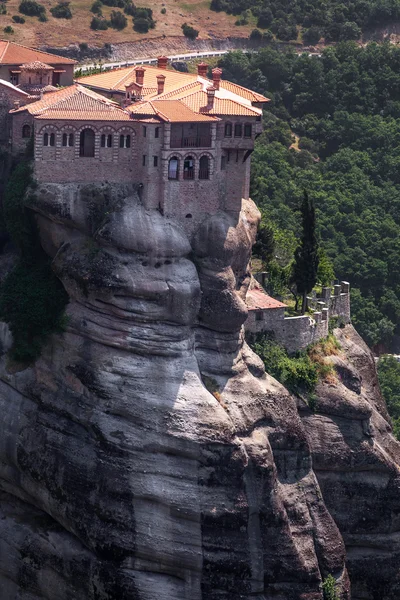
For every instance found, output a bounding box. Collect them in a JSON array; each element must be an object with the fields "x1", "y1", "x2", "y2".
[
  {"x1": 19, "y1": 0, "x2": 46, "y2": 18},
  {"x1": 89, "y1": 0, "x2": 154, "y2": 32},
  {"x1": 0, "y1": 161, "x2": 68, "y2": 363},
  {"x1": 377, "y1": 355, "x2": 400, "y2": 439},
  {"x1": 210, "y1": 0, "x2": 399, "y2": 41},
  {"x1": 218, "y1": 43, "x2": 400, "y2": 349},
  {"x1": 50, "y1": 0, "x2": 72, "y2": 18}
]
